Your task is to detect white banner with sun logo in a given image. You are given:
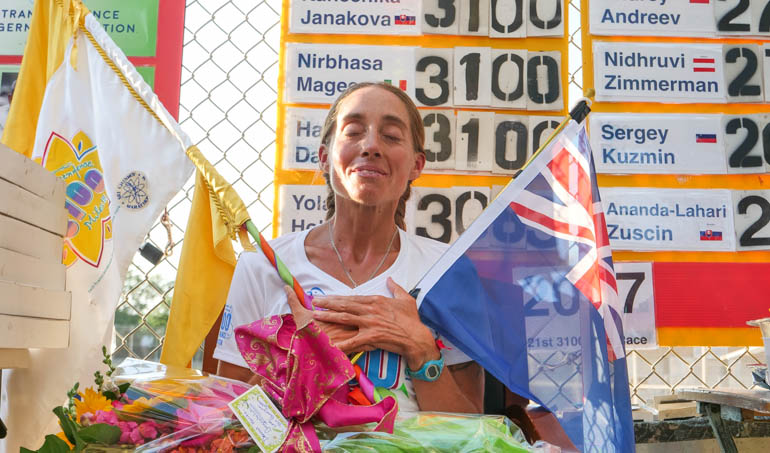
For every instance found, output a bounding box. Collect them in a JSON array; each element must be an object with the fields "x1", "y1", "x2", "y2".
[
  {"x1": 1, "y1": 14, "x2": 193, "y2": 447},
  {"x1": 32, "y1": 15, "x2": 193, "y2": 286}
]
